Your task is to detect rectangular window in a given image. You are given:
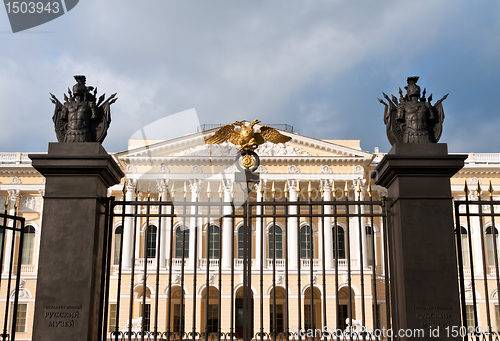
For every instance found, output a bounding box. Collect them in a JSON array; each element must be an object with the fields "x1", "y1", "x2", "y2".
[
  {"x1": 466, "y1": 305, "x2": 475, "y2": 328},
  {"x1": 270, "y1": 304, "x2": 284, "y2": 333},
  {"x1": 495, "y1": 305, "x2": 500, "y2": 330},
  {"x1": 13, "y1": 303, "x2": 27, "y2": 333},
  {"x1": 21, "y1": 234, "x2": 35, "y2": 265},
  {"x1": 208, "y1": 304, "x2": 219, "y2": 333},
  {"x1": 108, "y1": 304, "x2": 117, "y2": 331},
  {"x1": 173, "y1": 304, "x2": 185, "y2": 333},
  {"x1": 142, "y1": 304, "x2": 151, "y2": 331},
  {"x1": 304, "y1": 305, "x2": 312, "y2": 330}
]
